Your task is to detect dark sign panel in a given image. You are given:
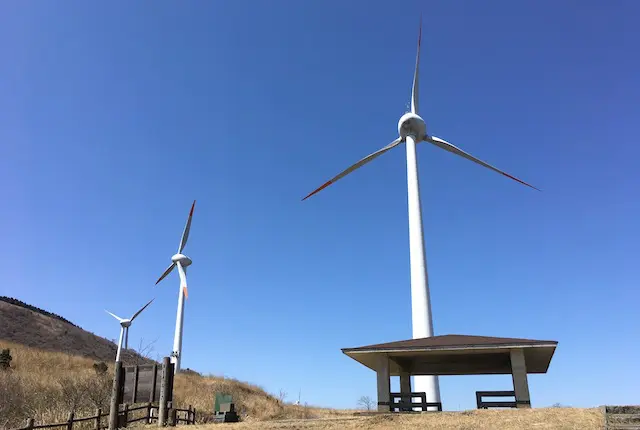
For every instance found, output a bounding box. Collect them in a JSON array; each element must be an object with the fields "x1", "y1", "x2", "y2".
[{"x1": 122, "y1": 364, "x2": 162, "y2": 404}]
